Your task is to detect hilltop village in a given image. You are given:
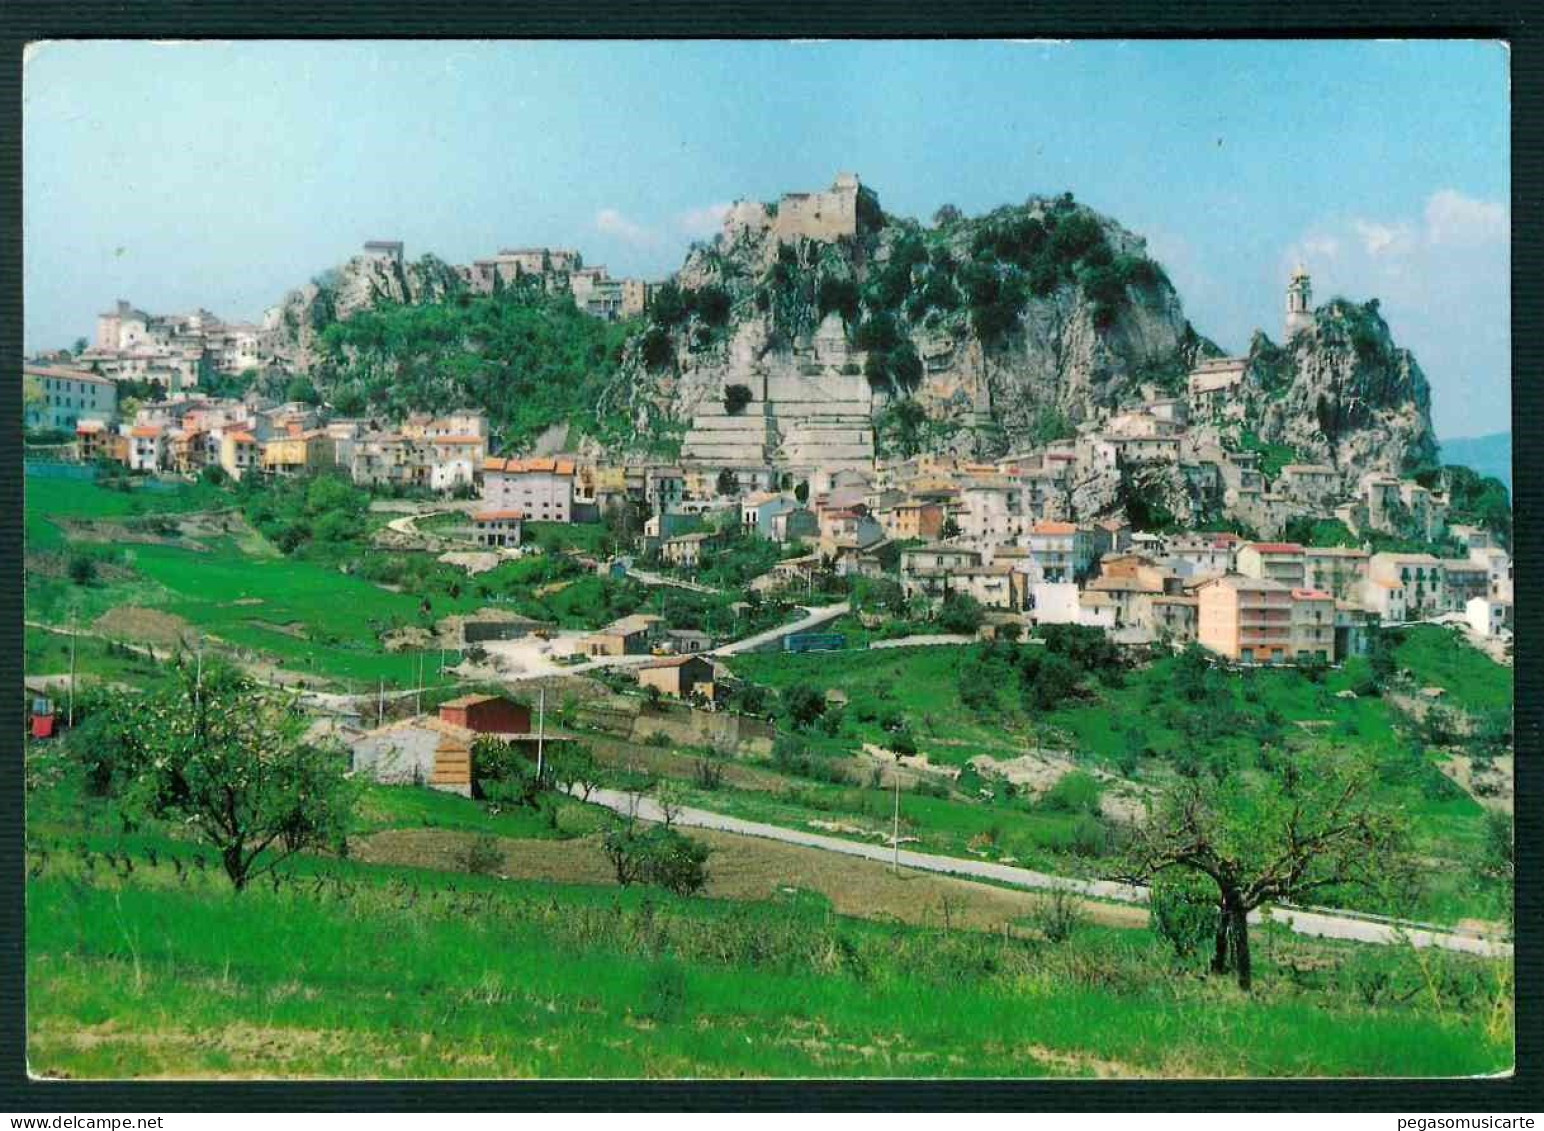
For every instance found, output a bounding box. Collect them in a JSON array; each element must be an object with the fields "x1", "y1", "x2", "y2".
[
  {"x1": 25, "y1": 238, "x2": 1514, "y2": 677},
  {"x1": 23, "y1": 172, "x2": 1516, "y2": 1081}
]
